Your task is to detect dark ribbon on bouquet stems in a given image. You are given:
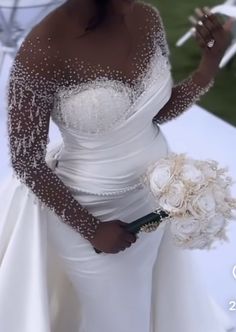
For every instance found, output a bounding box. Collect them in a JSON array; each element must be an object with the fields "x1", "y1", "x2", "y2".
[{"x1": 94, "y1": 210, "x2": 169, "y2": 254}]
